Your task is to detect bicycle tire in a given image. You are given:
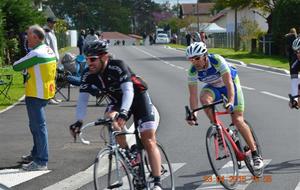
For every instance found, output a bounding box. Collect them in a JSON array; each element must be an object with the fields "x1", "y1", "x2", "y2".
[
  {"x1": 143, "y1": 142, "x2": 175, "y2": 190},
  {"x1": 235, "y1": 120, "x2": 263, "y2": 177},
  {"x1": 206, "y1": 125, "x2": 239, "y2": 190},
  {"x1": 94, "y1": 148, "x2": 133, "y2": 190}
]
